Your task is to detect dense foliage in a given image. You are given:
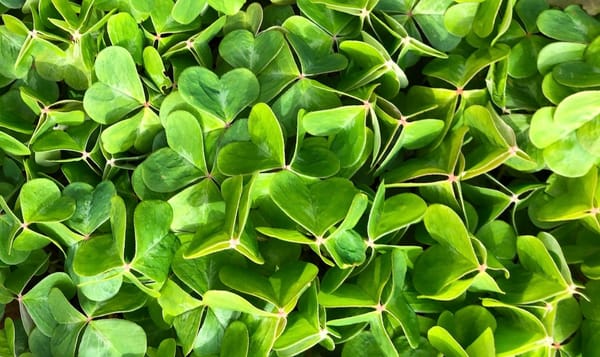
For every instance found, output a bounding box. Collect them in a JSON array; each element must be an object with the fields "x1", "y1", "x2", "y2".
[{"x1": 1, "y1": 0, "x2": 600, "y2": 356}]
